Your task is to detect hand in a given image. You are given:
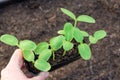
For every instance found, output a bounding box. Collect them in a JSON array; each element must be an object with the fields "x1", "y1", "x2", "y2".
[{"x1": 1, "y1": 49, "x2": 49, "y2": 80}]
